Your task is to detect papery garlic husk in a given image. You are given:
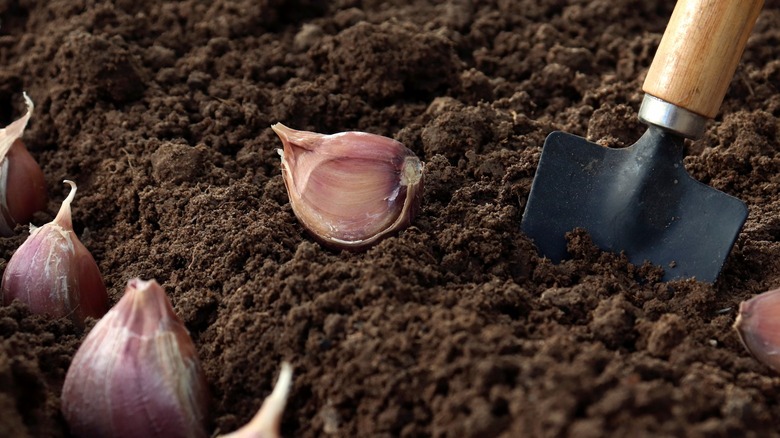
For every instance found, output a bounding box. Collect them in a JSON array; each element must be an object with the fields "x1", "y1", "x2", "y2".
[
  {"x1": 0, "y1": 92, "x2": 47, "y2": 236},
  {"x1": 1, "y1": 180, "x2": 108, "y2": 326},
  {"x1": 218, "y1": 362, "x2": 293, "y2": 438},
  {"x1": 734, "y1": 288, "x2": 780, "y2": 372},
  {"x1": 62, "y1": 278, "x2": 210, "y2": 438},
  {"x1": 271, "y1": 123, "x2": 424, "y2": 250}
]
